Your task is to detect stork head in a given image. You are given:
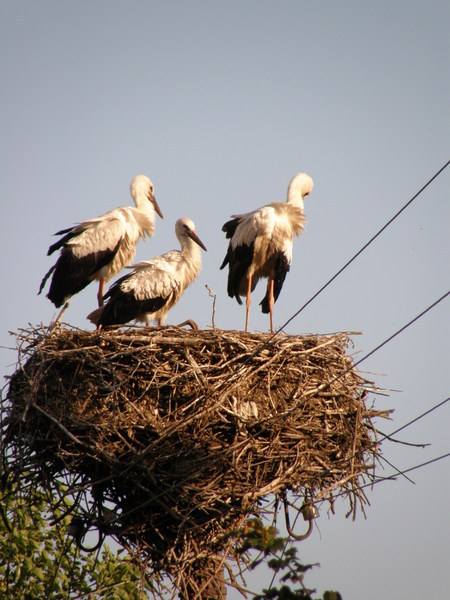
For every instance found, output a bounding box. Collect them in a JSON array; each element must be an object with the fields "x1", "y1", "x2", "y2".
[
  {"x1": 130, "y1": 174, "x2": 163, "y2": 219},
  {"x1": 176, "y1": 217, "x2": 207, "y2": 251},
  {"x1": 287, "y1": 172, "x2": 314, "y2": 206}
]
